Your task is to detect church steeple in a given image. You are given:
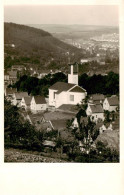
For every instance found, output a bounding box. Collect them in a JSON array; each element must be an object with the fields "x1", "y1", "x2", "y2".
[{"x1": 68, "y1": 62, "x2": 78, "y2": 85}]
